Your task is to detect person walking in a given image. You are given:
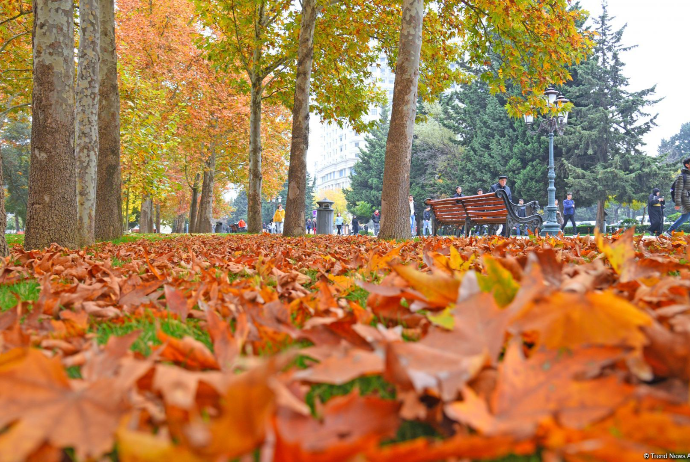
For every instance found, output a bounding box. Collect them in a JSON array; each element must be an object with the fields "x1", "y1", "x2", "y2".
[
  {"x1": 372, "y1": 210, "x2": 381, "y2": 236},
  {"x1": 490, "y1": 175, "x2": 512, "y2": 236},
  {"x1": 237, "y1": 218, "x2": 247, "y2": 231},
  {"x1": 666, "y1": 157, "x2": 690, "y2": 235},
  {"x1": 554, "y1": 199, "x2": 564, "y2": 228},
  {"x1": 422, "y1": 206, "x2": 432, "y2": 236},
  {"x1": 306, "y1": 218, "x2": 312, "y2": 234},
  {"x1": 409, "y1": 195, "x2": 416, "y2": 236},
  {"x1": 648, "y1": 188, "x2": 665, "y2": 236},
  {"x1": 351, "y1": 215, "x2": 359, "y2": 235},
  {"x1": 273, "y1": 204, "x2": 285, "y2": 234},
  {"x1": 561, "y1": 192, "x2": 576, "y2": 234},
  {"x1": 515, "y1": 199, "x2": 526, "y2": 236},
  {"x1": 335, "y1": 213, "x2": 344, "y2": 235}
]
